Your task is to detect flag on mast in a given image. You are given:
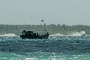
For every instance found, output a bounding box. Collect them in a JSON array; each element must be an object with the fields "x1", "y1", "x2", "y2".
[{"x1": 41, "y1": 20, "x2": 44, "y2": 22}]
